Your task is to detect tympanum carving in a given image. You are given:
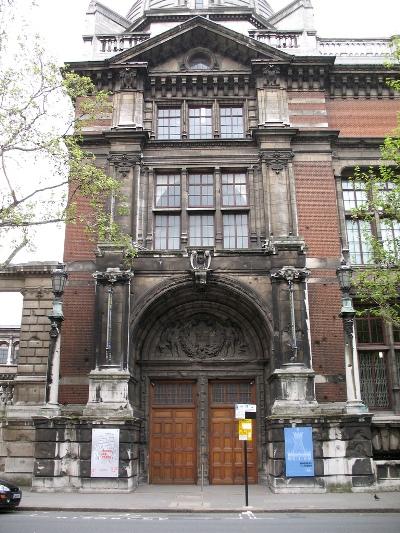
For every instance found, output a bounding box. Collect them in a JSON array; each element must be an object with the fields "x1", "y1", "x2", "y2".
[{"x1": 156, "y1": 315, "x2": 248, "y2": 360}]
